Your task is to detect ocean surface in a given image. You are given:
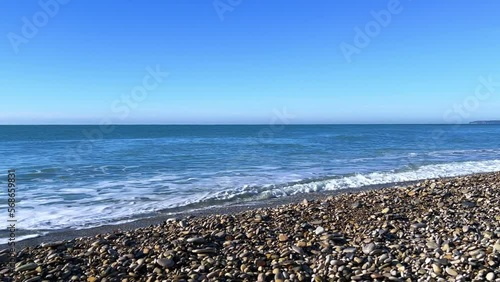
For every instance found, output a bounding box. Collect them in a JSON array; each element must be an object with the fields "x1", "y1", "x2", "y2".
[{"x1": 1, "y1": 124, "x2": 500, "y2": 243}]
